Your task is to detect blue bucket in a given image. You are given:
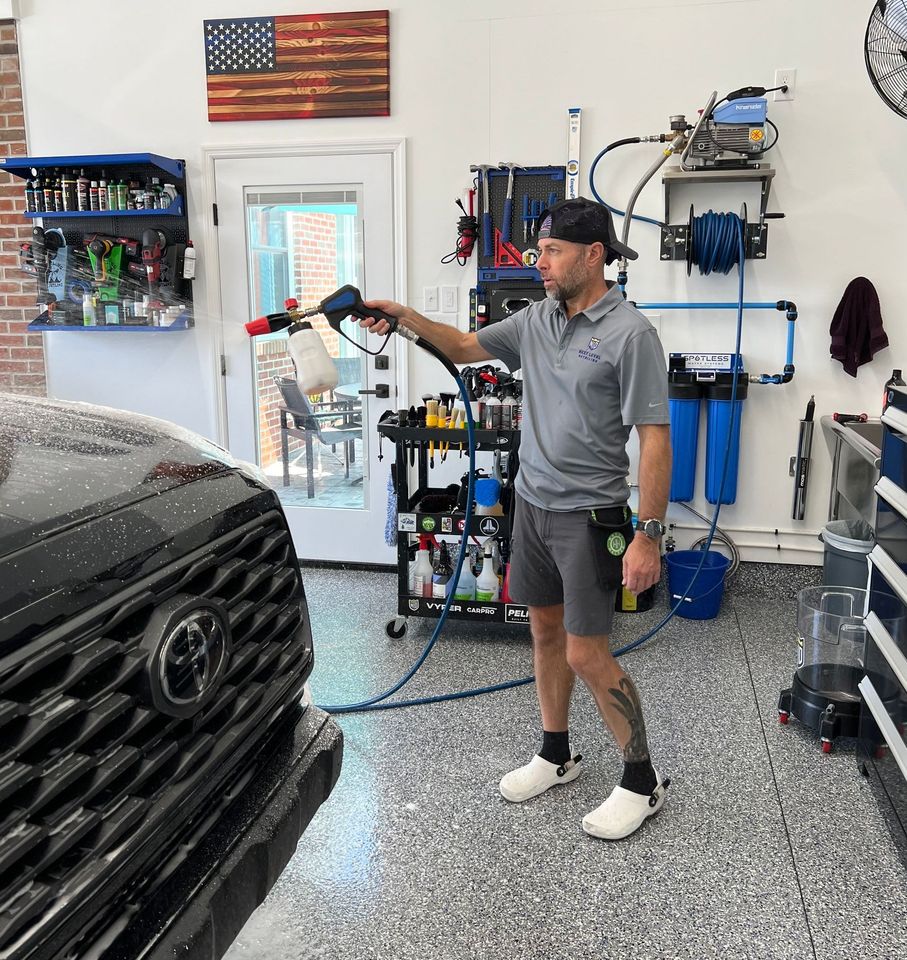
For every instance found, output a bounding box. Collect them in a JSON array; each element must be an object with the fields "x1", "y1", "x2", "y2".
[{"x1": 665, "y1": 550, "x2": 731, "y2": 620}]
